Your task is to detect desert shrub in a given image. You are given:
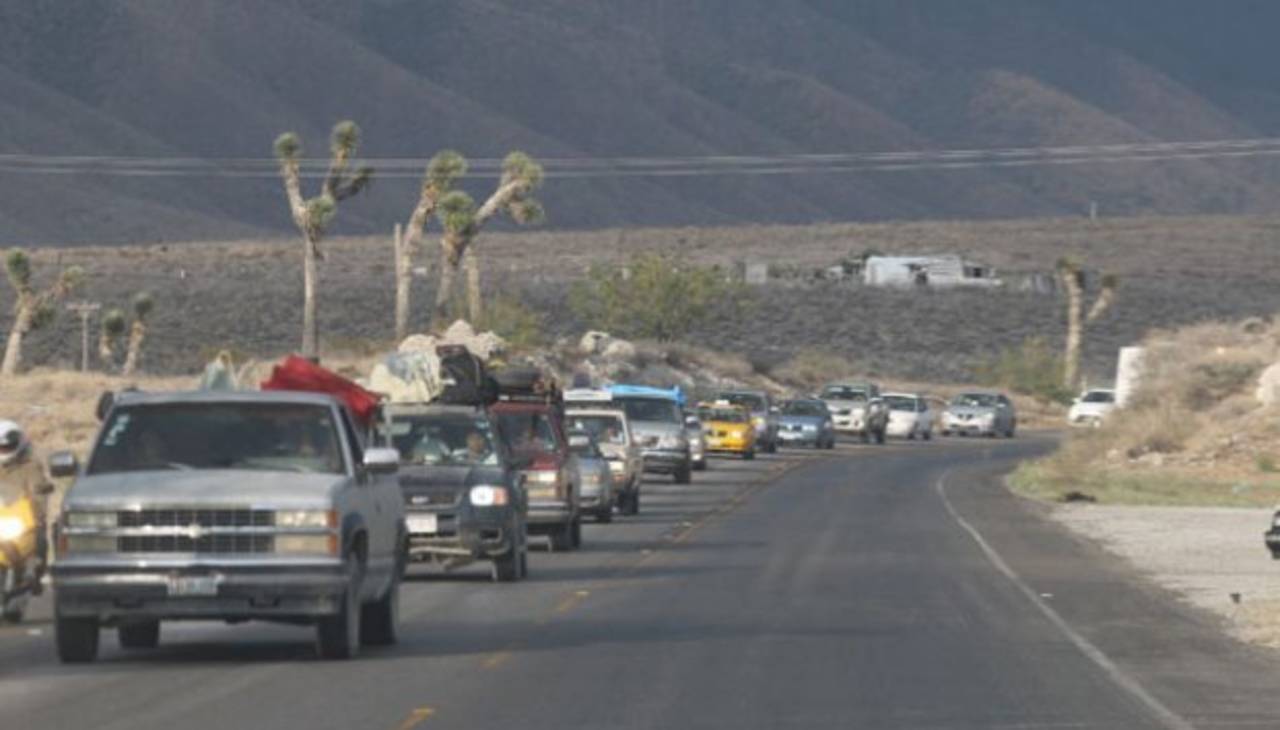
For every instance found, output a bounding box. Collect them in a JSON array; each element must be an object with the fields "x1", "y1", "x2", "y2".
[
  {"x1": 478, "y1": 296, "x2": 546, "y2": 350},
  {"x1": 1181, "y1": 360, "x2": 1263, "y2": 411},
  {"x1": 772, "y1": 349, "x2": 855, "y2": 390},
  {"x1": 973, "y1": 337, "x2": 1074, "y2": 405},
  {"x1": 1258, "y1": 454, "x2": 1278, "y2": 474},
  {"x1": 569, "y1": 254, "x2": 746, "y2": 342}
]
